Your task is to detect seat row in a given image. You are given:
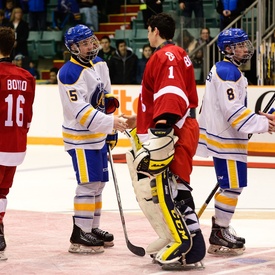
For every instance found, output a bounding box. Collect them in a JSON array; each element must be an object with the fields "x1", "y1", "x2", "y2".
[{"x1": 27, "y1": 31, "x2": 64, "y2": 60}]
